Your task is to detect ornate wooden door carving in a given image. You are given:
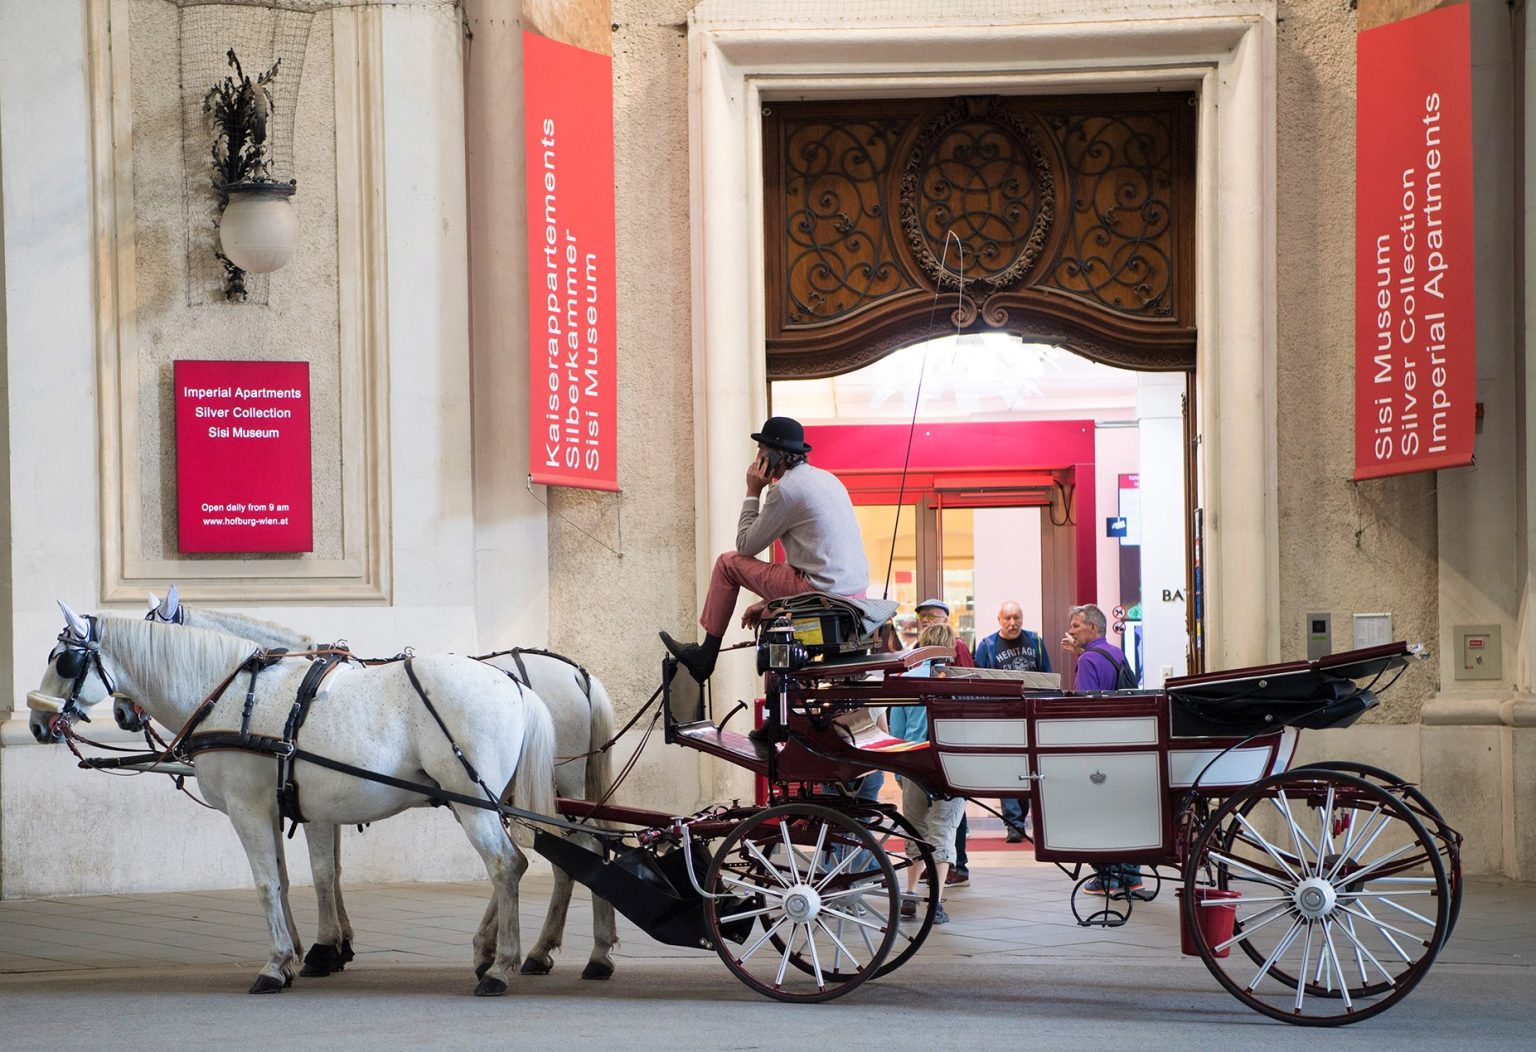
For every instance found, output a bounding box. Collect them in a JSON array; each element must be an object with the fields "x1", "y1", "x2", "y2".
[{"x1": 764, "y1": 94, "x2": 1196, "y2": 379}]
